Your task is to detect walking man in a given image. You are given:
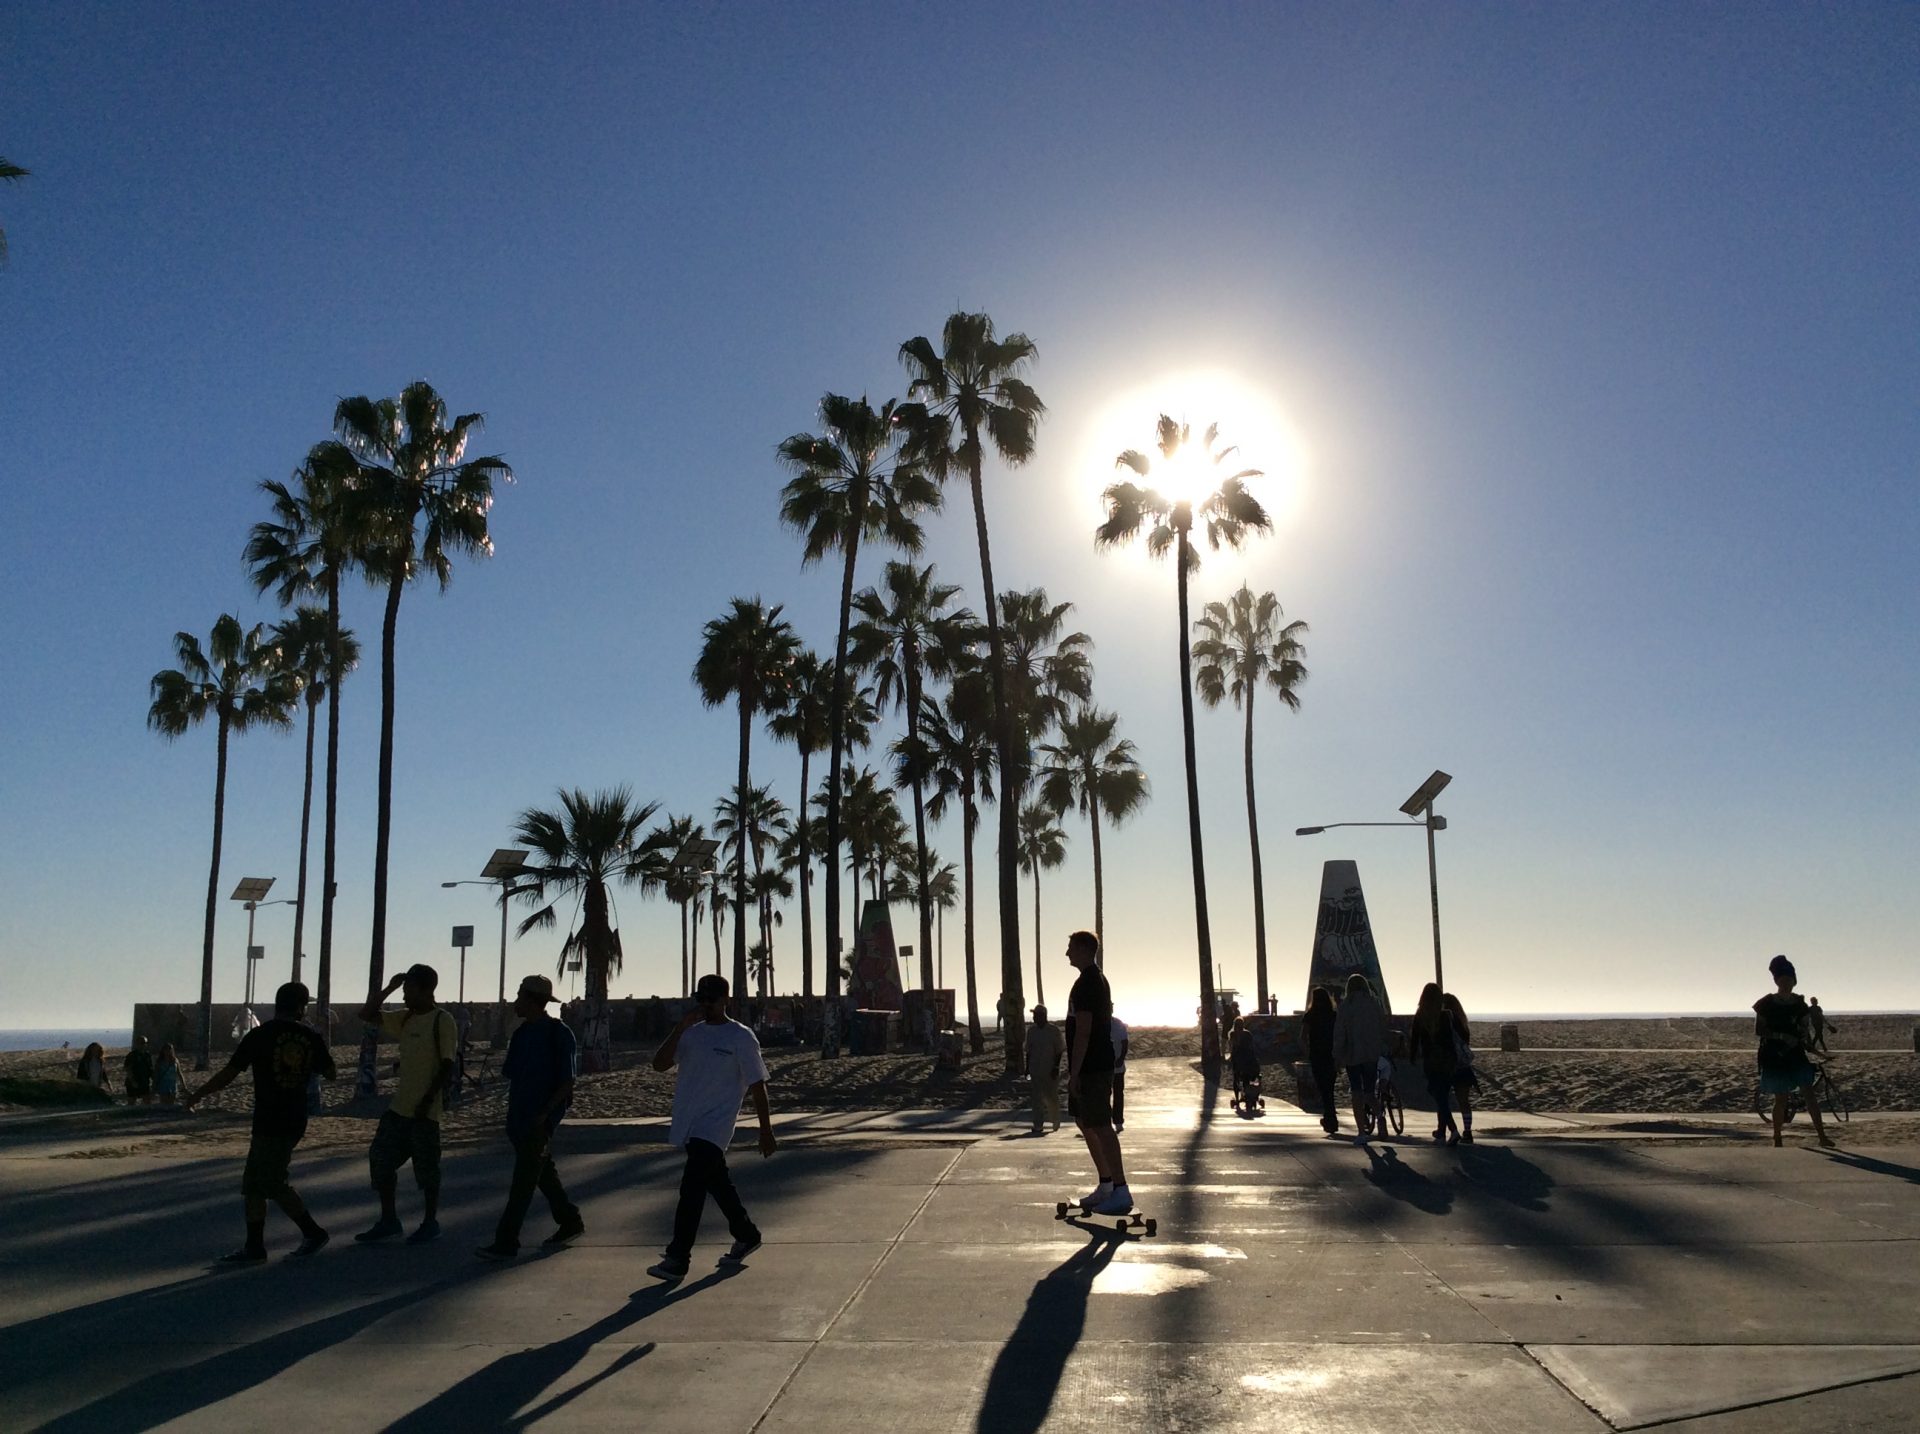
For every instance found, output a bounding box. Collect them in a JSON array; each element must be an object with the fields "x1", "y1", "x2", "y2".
[
  {"x1": 356, "y1": 964, "x2": 457, "y2": 1245},
  {"x1": 1025, "y1": 1004, "x2": 1064, "y2": 1134},
  {"x1": 1065, "y1": 931, "x2": 1130, "y2": 1215},
  {"x1": 1808, "y1": 997, "x2": 1835, "y2": 1055},
  {"x1": 477, "y1": 975, "x2": 584, "y2": 1260},
  {"x1": 647, "y1": 974, "x2": 776, "y2": 1281},
  {"x1": 183, "y1": 981, "x2": 335, "y2": 1262}
]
